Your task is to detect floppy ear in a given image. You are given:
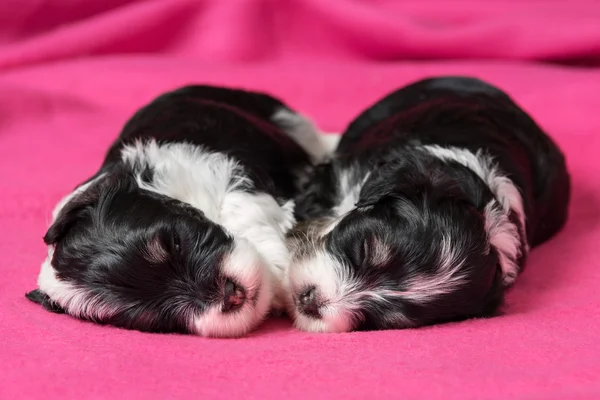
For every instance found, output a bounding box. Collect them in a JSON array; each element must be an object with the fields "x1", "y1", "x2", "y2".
[
  {"x1": 43, "y1": 187, "x2": 101, "y2": 245},
  {"x1": 25, "y1": 289, "x2": 66, "y2": 314},
  {"x1": 355, "y1": 158, "x2": 474, "y2": 209},
  {"x1": 355, "y1": 163, "x2": 424, "y2": 209},
  {"x1": 43, "y1": 171, "x2": 121, "y2": 245}
]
